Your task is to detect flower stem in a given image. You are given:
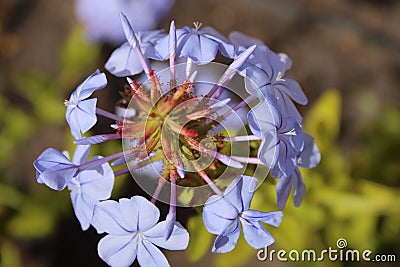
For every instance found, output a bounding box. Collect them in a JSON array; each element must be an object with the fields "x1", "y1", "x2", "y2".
[
  {"x1": 96, "y1": 107, "x2": 124, "y2": 121},
  {"x1": 223, "y1": 135, "x2": 261, "y2": 142},
  {"x1": 198, "y1": 170, "x2": 222, "y2": 196},
  {"x1": 78, "y1": 151, "x2": 125, "y2": 172},
  {"x1": 151, "y1": 178, "x2": 167, "y2": 204},
  {"x1": 232, "y1": 94, "x2": 257, "y2": 112},
  {"x1": 114, "y1": 168, "x2": 130, "y2": 176},
  {"x1": 230, "y1": 156, "x2": 263, "y2": 165},
  {"x1": 213, "y1": 94, "x2": 257, "y2": 125}
]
